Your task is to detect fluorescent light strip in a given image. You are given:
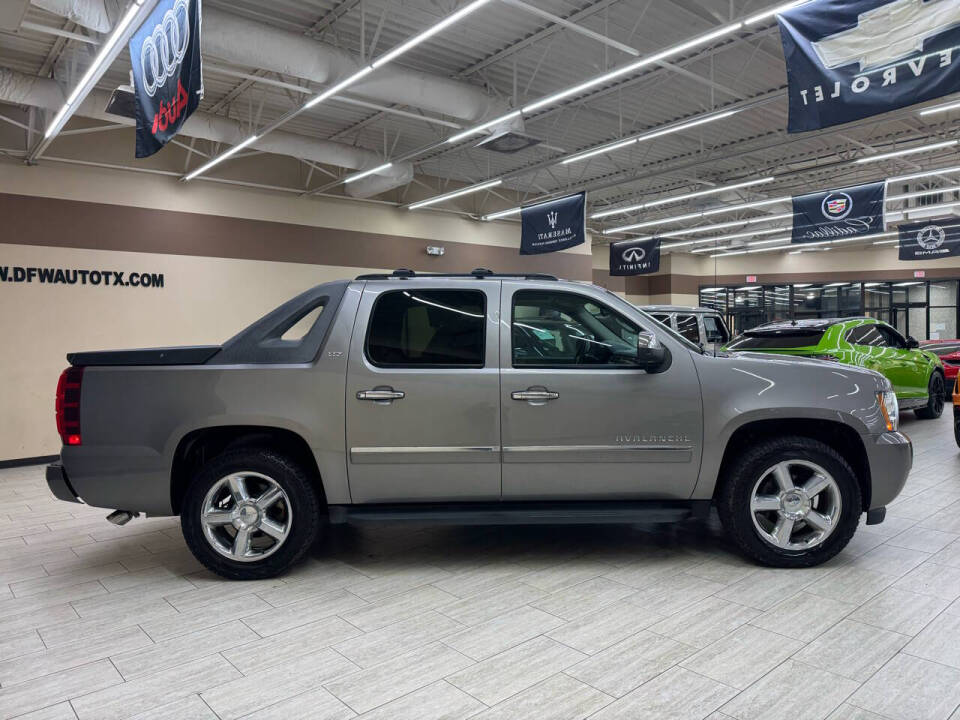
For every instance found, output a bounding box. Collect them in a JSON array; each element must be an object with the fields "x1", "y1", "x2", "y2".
[
  {"x1": 744, "y1": 0, "x2": 809, "y2": 25},
  {"x1": 305, "y1": 66, "x2": 373, "y2": 109},
  {"x1": 343, "y1": 161, "x2": 393, "y2": 184},
  {"x1": 408, "y1": 179, "x2": 502, "y2": 210},
  {"x1": 591, "y1": 176, "x2": 774, "y2": 219},
  {"x1": 482, "y1": 206, "x2": 523, "y2": 221},
  {"x1": 562, "y1": 110, "x2": 736, "y2": 166},
  {"x1": 371, "y1": 0, "x2": 492, "y2": 69},
  {"x1": 919, "y1": 99, "x2": 960, "y2": 116},
  {"x1": 184, "y1": 135, "x2": 259, "y2": 181},
  {"x1": 887, "y1": 184, "x2": 960, "y2": 202},
  {"x1": 854, "y1": 139, "x2": 959, "y2": 164},
  {"x1": 604, "y1": 197, "x2": 790, "y2": 233},
  {"x1": 888, "y1": 165, "x2": 960, "y2": 183},
  {"x1": 45, "y1": 0, "x2": 146, "y2": 137},
  {"x1": 707, "y1": 230, "x2": 898, "y2": 257}
]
